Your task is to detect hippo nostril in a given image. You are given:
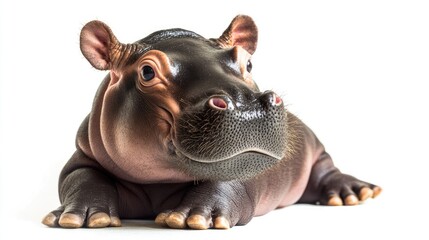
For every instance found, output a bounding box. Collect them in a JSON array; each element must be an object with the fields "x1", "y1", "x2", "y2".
[
  {"x1": 260, "y1": 91, "x2": 283, "y2": 107},
  {"x1": 209, "y1": 97, "x2": 228, "y2": 110},
  {"x1": 274, "y1": 93, "x2": 282, "y2": 106}
]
